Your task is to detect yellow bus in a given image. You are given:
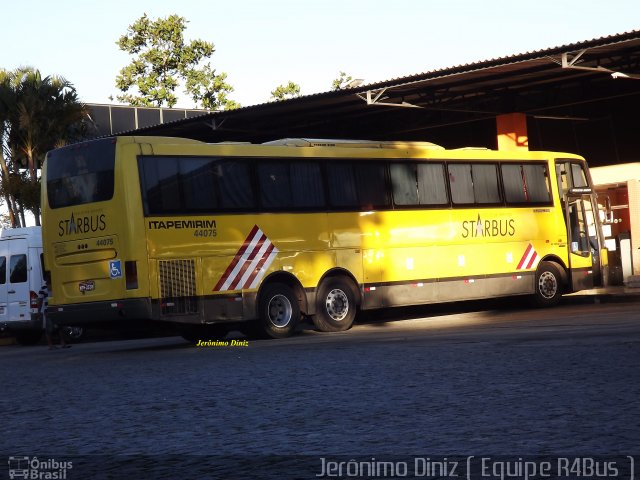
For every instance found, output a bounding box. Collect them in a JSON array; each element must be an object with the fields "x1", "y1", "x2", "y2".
[{"x1": 41, "y1": 136, "x2": 608, "y2": 339}]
